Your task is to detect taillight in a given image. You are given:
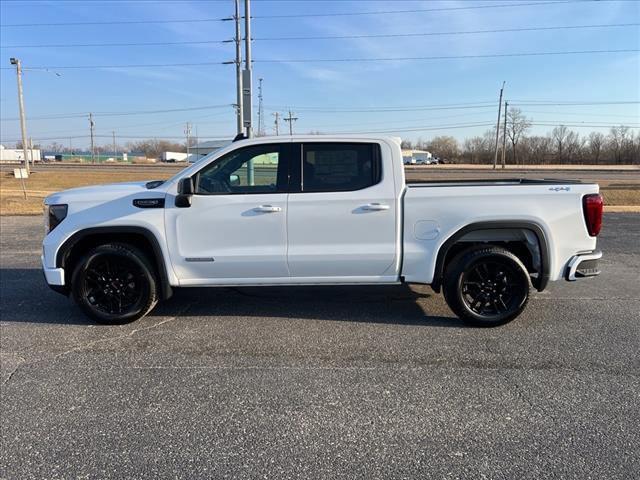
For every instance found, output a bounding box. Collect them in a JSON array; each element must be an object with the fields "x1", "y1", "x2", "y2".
[{"x1": 583, "y1": 194, "x2": 603, "y2": 237}]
